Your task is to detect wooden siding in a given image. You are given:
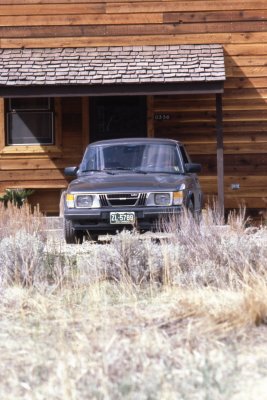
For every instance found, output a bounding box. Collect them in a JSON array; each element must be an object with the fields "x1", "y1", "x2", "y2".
[
  {"x1": 0, "y1": 97, "x2": 85, "y2": 213},
  {"x1": 0, "y1": 1, "x2": 267, "y2": 213}
]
